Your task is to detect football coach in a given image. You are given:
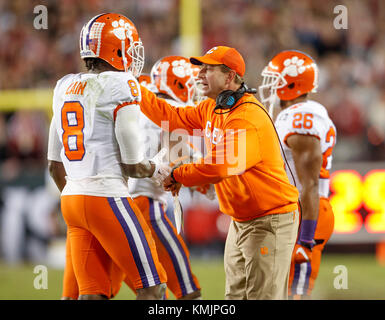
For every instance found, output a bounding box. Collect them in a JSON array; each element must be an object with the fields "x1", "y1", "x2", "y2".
[{"x1": 138, "y1": 46, "x2": 299, "y2": 300}]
